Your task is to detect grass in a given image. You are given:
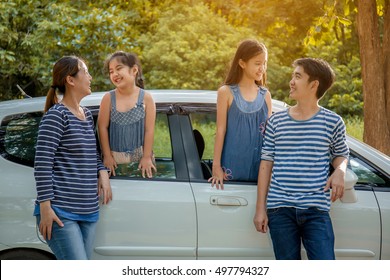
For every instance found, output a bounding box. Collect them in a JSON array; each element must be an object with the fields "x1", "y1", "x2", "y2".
[
  {"x1": 153, "y1": 114, "x2": 172, "y2": 158},
  {"x1": 344, "y1": 116, "x2": 363, "y2": 141}
]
